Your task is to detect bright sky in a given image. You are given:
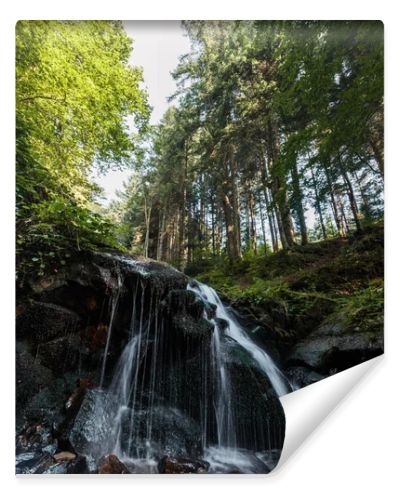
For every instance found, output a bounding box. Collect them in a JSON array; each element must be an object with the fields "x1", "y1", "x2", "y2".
[{"x1": 95, "y1": 21, "x2": 191, "y2": 204}]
